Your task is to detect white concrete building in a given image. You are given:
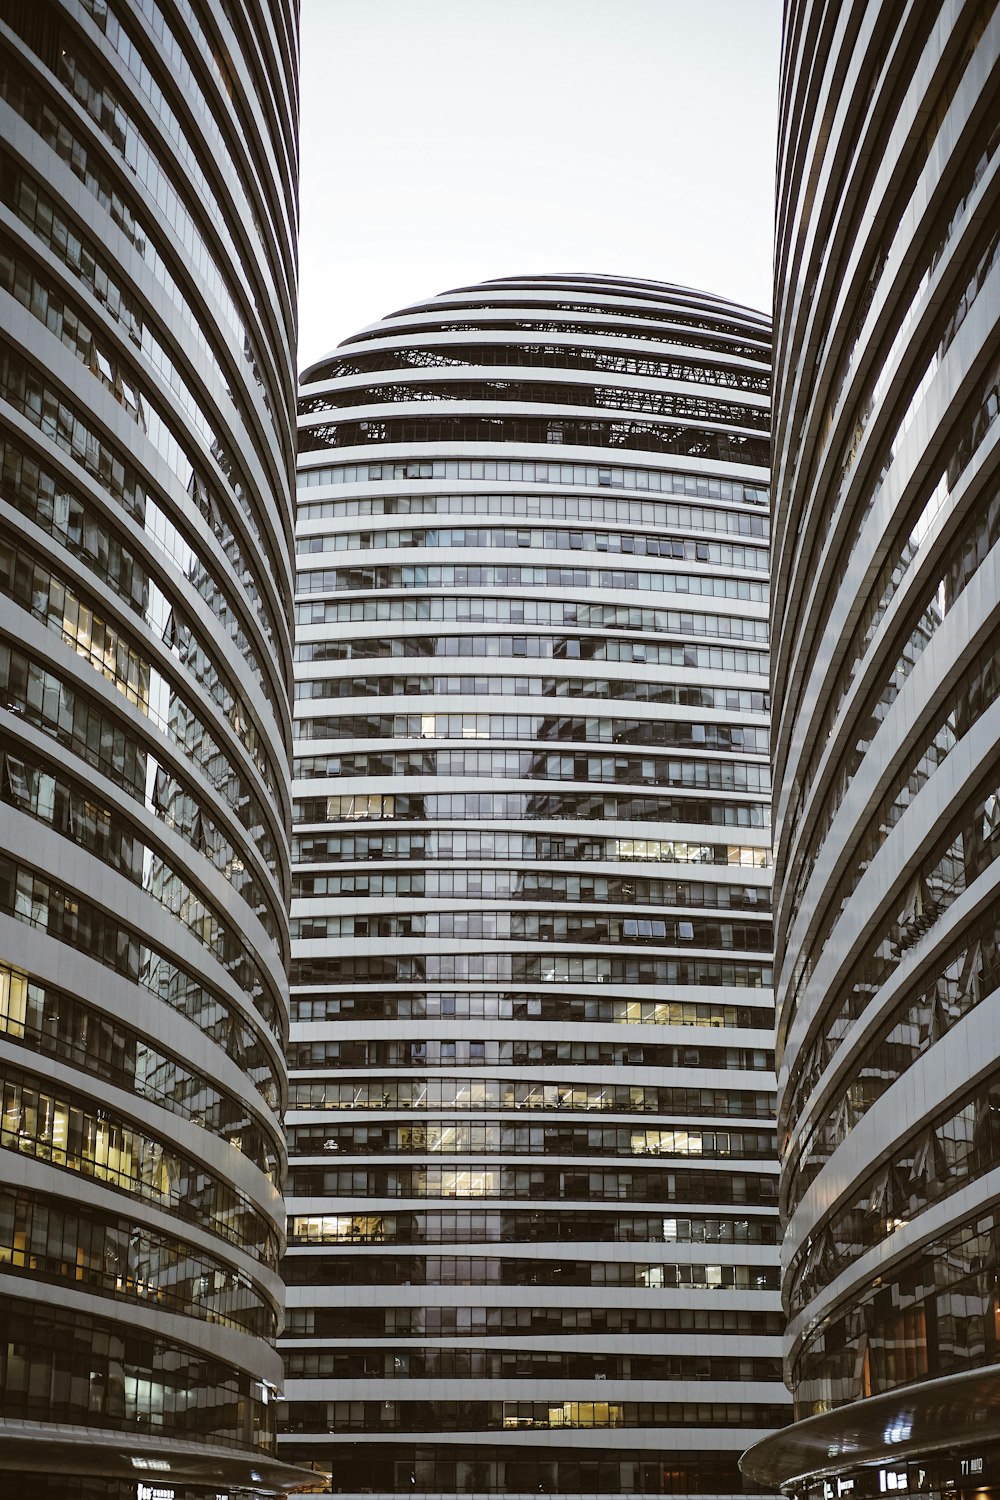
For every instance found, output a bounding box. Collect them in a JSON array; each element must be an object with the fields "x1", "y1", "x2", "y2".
[
  {"x1": 743, "y1": 0, "x2": 1000, "y2": 1490},
  {"x1": 0, "y1": 1, "x2": 302, "y2": 1493},
  {"x1": 282, "y1": 274, "x2": 790, "y2": 1497}
]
